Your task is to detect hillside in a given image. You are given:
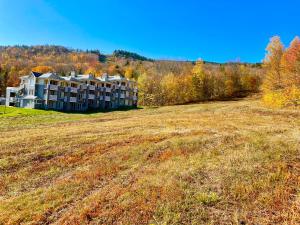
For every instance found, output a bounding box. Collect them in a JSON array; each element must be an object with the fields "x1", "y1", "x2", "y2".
[
  {"x1": 0, "y1": 45, "x2": 263, "y2": 103},
  {"x1": 0, "y1": 98, "x2": 299, "y2": 224},
  {"x1": 0, "y1": 45, "x2": 193, "y2": 96}
]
